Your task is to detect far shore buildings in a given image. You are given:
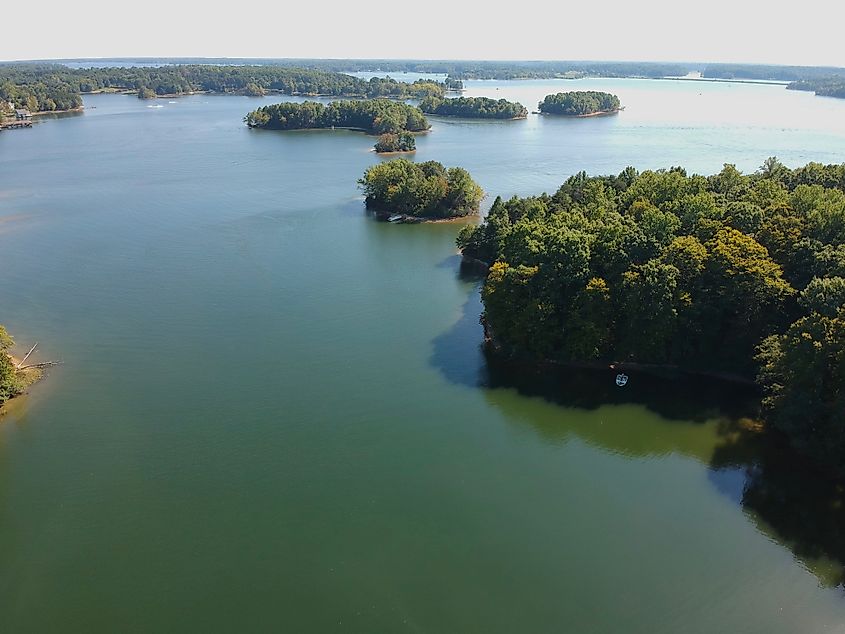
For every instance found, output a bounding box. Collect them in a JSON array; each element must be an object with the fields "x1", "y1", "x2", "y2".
[{"x1": 15, "y1": 109, "x2": 32, "y2": 120}]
